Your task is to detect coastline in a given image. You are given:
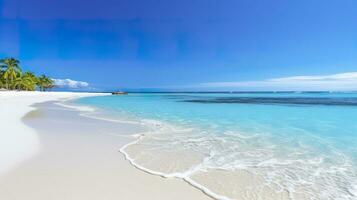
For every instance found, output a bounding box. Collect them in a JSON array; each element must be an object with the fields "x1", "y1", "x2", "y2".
[
  {"x1": 0, "y1": 91, "x2": 211, "y2": 200},
  {"x1": 75, "y1": 96, "x2": 285, "y2": 200},
  {"x1": 2, "y1": 91, "x2": 353, "y2": 200},
  {"x1": 75, "y1": 93, "x2": 356, "y2": 200}
]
